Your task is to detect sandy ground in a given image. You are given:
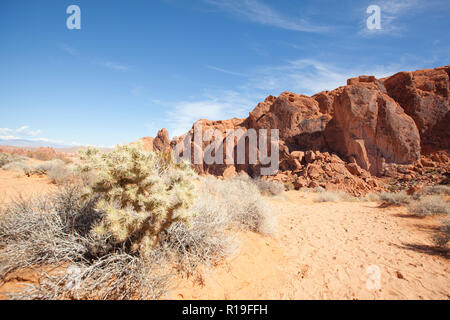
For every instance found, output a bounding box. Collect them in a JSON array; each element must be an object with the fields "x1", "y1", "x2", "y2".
[
  {"x1": 169, "y1": 191, "x2": 449, "y2": 300},
  {"x1": 0, "y1": 169, "x2": 55, "y2": 206},
  {"x1": 0, "y1": 174, "x2": 448, "y2": 300}
]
